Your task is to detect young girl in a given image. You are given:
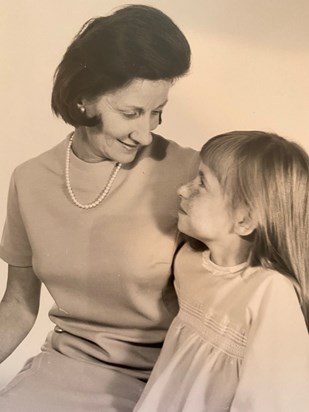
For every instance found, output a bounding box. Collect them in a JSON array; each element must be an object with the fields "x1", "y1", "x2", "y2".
[{"x1": 134, "y1": 131, "x2": 309, "y2": 411}]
